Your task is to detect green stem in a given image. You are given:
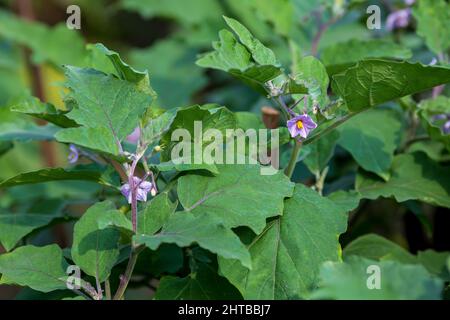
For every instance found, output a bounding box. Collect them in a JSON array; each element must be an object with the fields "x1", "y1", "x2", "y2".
[
  {"x1": 284, "y1": 141, "x2": 302, "y2": 178},
  {"x1": 113, "y1": 245, "x2": 144, "y2": 300}
]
